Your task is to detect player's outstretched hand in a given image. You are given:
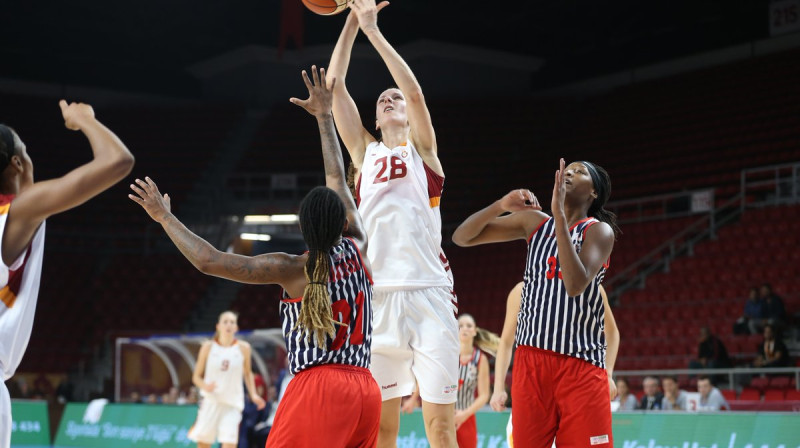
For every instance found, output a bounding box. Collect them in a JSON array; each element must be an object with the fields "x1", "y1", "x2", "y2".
[
  {"x1": 490, "y1": 389, "x2": 508, "y2": 412},
  {"x1": 128, "y1": 177, "x2": 172, "y2": 223},
  {"x1": 59, "y1": 100, "x2": 96, "y2": 131},
  {"x1": 499, "y1": 188, "x2": 540, "y2": 213},
  {"x1": 290, "y1": 66, "x2": 335, "y2": 119},
  {"x1": 552, "y1": 158, "x2": 567, "y2": 217}
]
